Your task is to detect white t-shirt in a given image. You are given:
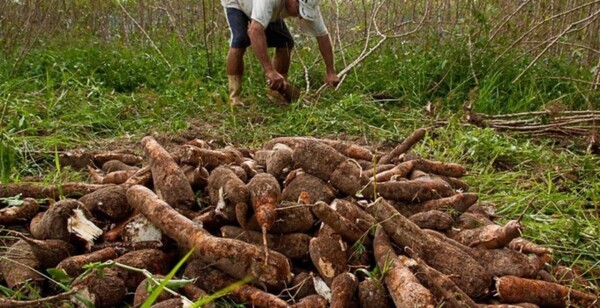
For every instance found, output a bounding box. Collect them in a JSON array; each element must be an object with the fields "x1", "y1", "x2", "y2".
[{"x1": 221, "y1": 0, "x2": 328, "y2": 37}]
